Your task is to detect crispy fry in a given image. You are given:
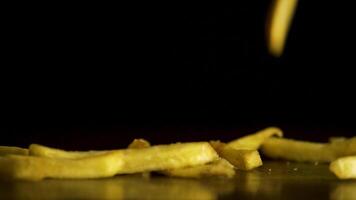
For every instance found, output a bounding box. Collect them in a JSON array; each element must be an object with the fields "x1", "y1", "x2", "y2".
[
  {"x1": 29, "y1": 144, "x2": 109, "y2": 159},
  {"x1": 209, "y1": 140, "x2": 226, "y2": 154},
  {"x1": 0, "y1": 146, "x2": 28, "y2": 156},
  {"x1": 220, "y1": 147, "x2": 262, "y2": 170},
  {"x1": 330, "y1": 156, "x2": 356, "y2": 179},
  {"x1": 1, "y1": 142, "x2": 218, "y2": 180},
  {"x1": 127, "y1": 138, "x2": 151, "y2": 178},
  {"x1": 210, "y1": 141, "x2": 262, "y2": 170},
  {"x1": 30, "y1": 138, "x2": 151, "y2": 160},
  {"x1": 227, "y1": 127, "x2": 283, "y2": 150},
  {"x1": 213, "y1": 127, "x2": 280, "y2": 170},
  {"x1": 161, "y1": 142, "x2": 235, "y2": 178},
  {"x1": 0, "y1": 153, "x2": 122, "y2": 181},
  {"x1": 261, "y1": 138, "x2": 336, "y2": 162},
  {"x1": 162, "y1": 159, "x2": 235, "y2": 178}
]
